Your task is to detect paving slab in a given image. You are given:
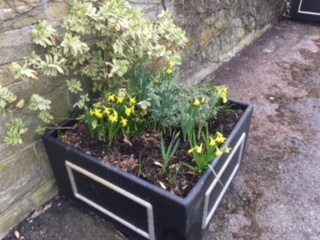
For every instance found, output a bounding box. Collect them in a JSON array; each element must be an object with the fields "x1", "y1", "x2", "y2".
[{"x1": 3, "y1": 19, "x2": 320, "y2": 240}]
